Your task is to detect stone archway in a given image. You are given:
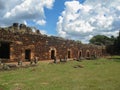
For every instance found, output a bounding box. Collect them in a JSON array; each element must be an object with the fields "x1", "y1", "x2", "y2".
[
  {"x1": 86, "y1": 50, "x2": 90, "y2": 58},
  {"x1": 67, "y1": 49, "x2": 72, "y2": 58},
  {"x1": 49, "y1": 47, "x2": 57, "y2": 59},
  {"x1": 78, "y1": 50, "x2": 82, "y2": 58},
  {"x1": 23, "y1": 45, "x2": 35, "y2": 61},
  {"x1": 51, "y1": 50, "x2": 55, "y2": 59}
]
